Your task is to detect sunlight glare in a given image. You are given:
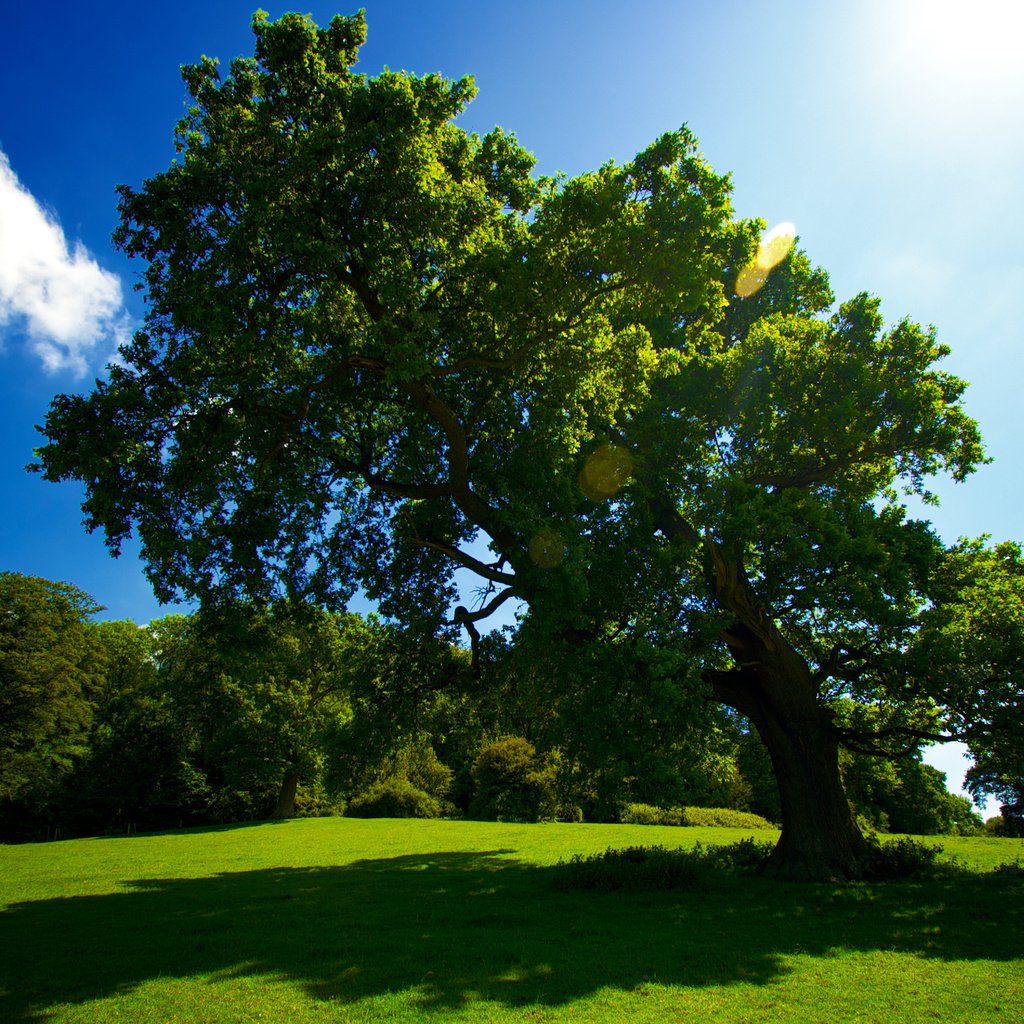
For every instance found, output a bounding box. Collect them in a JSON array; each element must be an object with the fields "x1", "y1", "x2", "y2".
[
  {"x1": 869, "y1": 0, "x2": 1024, "y2": 115},
  {"x1": 734, "y1": 222, "x2": 795, "y2": 298},
  {"x1": 528, "y1": 527, "x2": 564, "y2": 568},
  {"x1": 755, "y1": 222, "x2": 797, "y2": 271},
  {"x1": 734, "y1": 263, "x2": 768, "y2": 299},
  {"x1": 578, "y1": 443, "x2": 633, "y2": 501}
]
